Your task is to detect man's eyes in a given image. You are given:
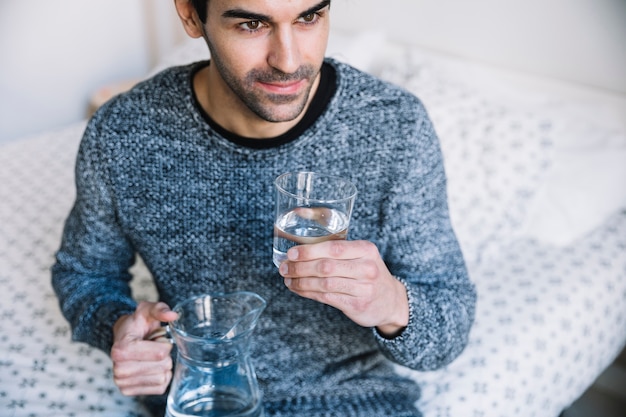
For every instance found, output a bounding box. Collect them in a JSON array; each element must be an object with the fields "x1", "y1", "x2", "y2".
[
  {"x1": 237, "y1": 12, "x2": 322, "y2": 32},
  {"x1": 298, "y1": 12, "x2": 321, "y2": 24},
  {"x1": 239, "y1": 20, "x2": 264, "y2": 31}
]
